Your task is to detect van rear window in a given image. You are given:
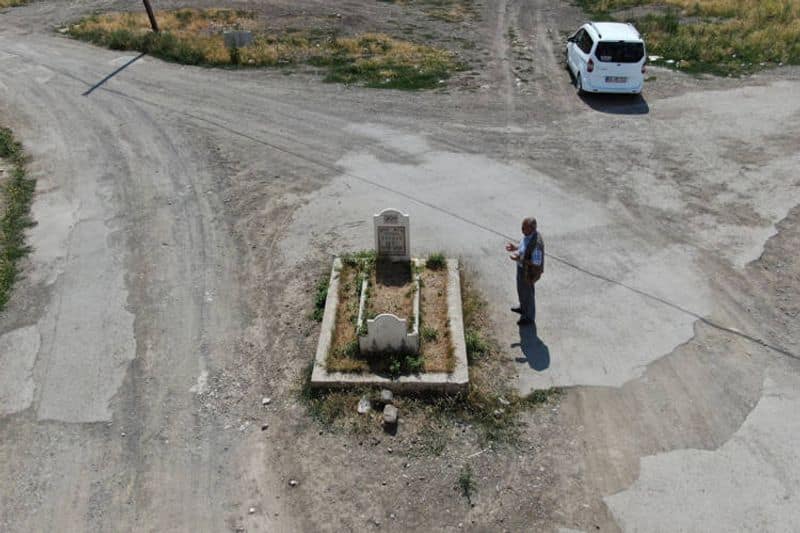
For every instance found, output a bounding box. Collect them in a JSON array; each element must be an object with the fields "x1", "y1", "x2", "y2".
[{"x1": 595, "y1": 42, "x2": 644, "y2": 63}]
